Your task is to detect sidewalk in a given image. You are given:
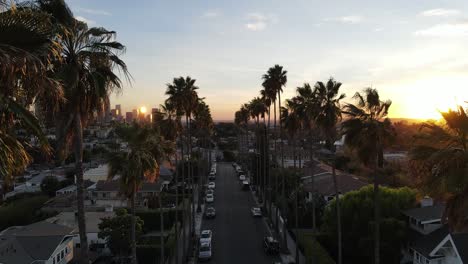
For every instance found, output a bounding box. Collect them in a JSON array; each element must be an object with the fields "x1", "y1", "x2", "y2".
[{"x1": 251, "y1": 188, "x2": 306, "y2": 264}]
